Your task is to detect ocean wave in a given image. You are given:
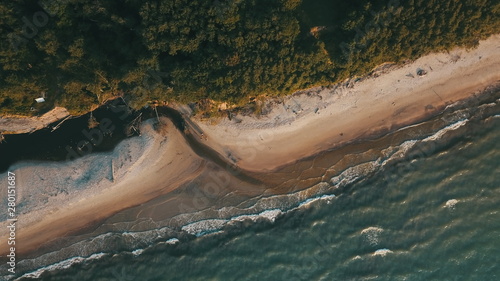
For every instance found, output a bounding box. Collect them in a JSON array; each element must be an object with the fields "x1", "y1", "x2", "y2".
[
  {"x1": 352, "y1": 255, "x2": 362, "y2": 261},
  {"x1": 131, "y1": 249, "x2": 145, "y2": 256},
  {"x1": 16, "y1": 253, "x2": 107, "y2": 280},
  {"x1": 130, "y1": 237, "x2": 180, "y2": 257},
  {"x1": 230, "y1": 209, "x2": 284, "y2": 223},
  {"x1": 330, "y1": 161, "x2": 379, "y2": 188},
  {"x1": 10, "y1": 226, "x2": 177, "y2": 281},
  {"x1": 297, "y1": 194, "x2": 336, "y2": 209},
  {"x1": 444, "y1": 199, "x2": 459, "y2": 209},
  {"x1": 361, "y1": 227, "x2": 384, "y2": 246},
  {"x1": 122, "y1": 227, "x2": 172, "y2": 244},
  {"x1": 422, "y1": 120, "x2": 468, "y2": 142},
  {"x1": 181, "y1": 209, "x2": 285, "y2": 237},
  {"x1": 380, "y1": 140, "x2": 418, "y2": 168},
  {"x1": 181, "y1": 219, "x2": 228, "y2": 236},
  {"x1": 373, "y1": 248, "x2": 393, "y2": 256},
  {"x1": 166, "y1": 238, "x2": 180, "y2": 245}
]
